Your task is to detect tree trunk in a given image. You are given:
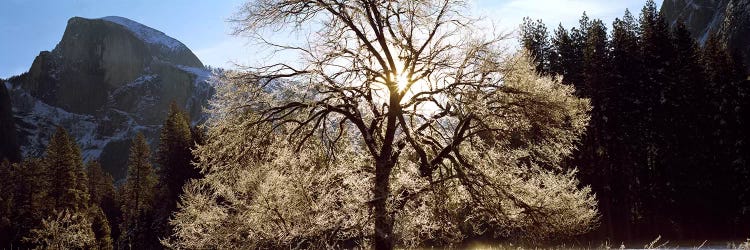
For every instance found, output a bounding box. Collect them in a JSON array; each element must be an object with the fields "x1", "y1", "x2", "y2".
[{"x1": 373, "y1": 158, "x2": 394, "y2": 250}]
